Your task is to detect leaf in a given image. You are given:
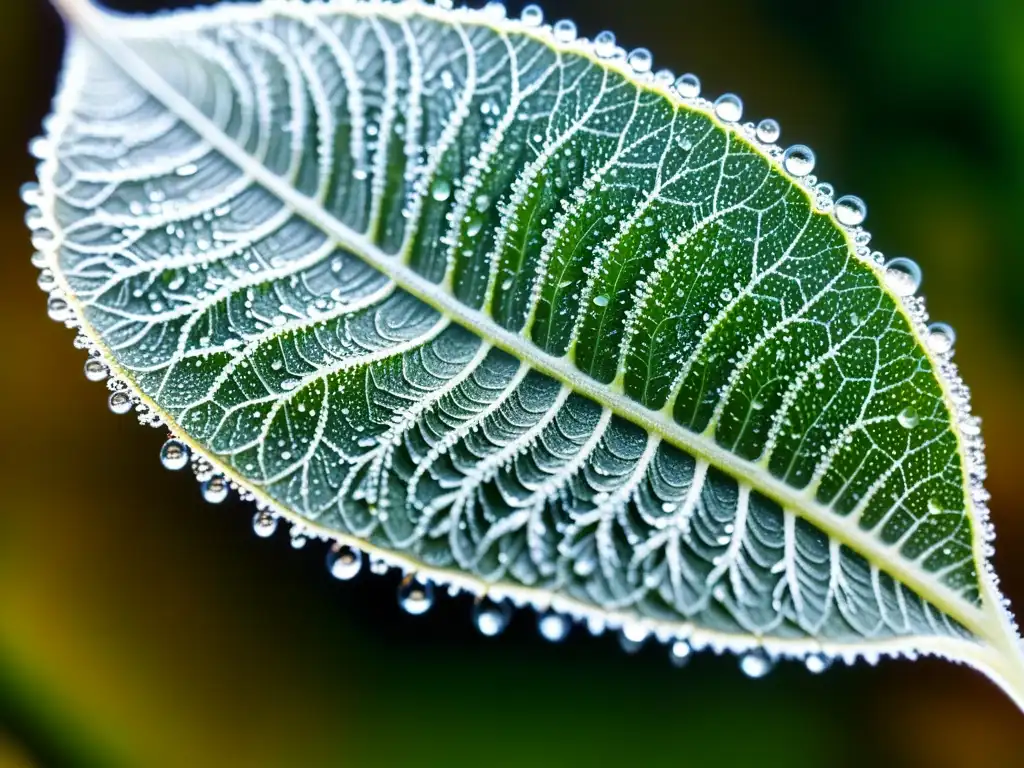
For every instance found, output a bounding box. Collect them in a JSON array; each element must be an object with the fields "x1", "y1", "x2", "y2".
[{"x1": 32, "y1": 0, "x2": 1024, "y2": 705}]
